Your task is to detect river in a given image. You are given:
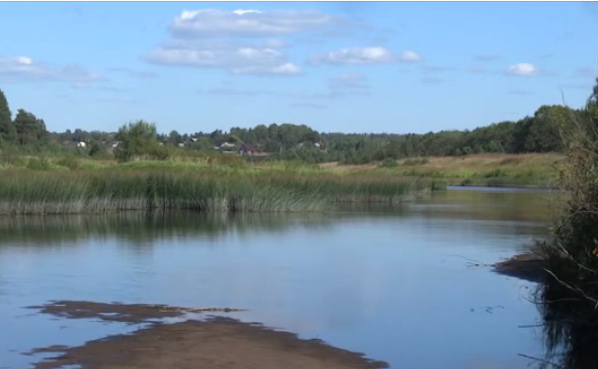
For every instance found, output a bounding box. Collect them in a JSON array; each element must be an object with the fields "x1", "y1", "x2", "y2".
[{"x1": 0, "y1": 187, "x2": 553, "y2": 369}]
